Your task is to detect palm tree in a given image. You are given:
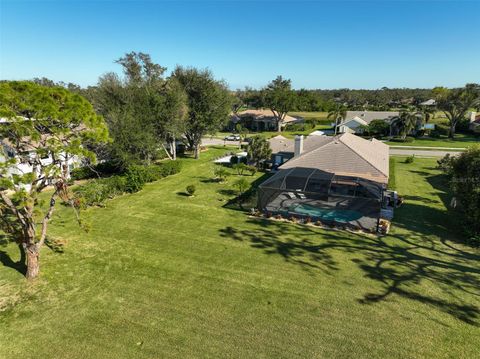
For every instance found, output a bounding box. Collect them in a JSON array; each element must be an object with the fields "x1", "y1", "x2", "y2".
[
  {"x1": 418, "y1": 105, "x2": 436, "y2": 123},
  {"x1": 398, "y1": 109, "x2": 421, "y2": 140},
  {"x1": 328, "y1": 103, "x2": 347, "y2": 135}
]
